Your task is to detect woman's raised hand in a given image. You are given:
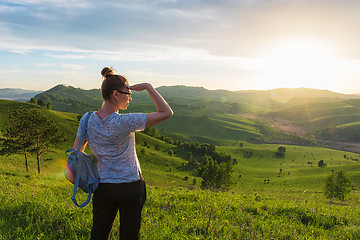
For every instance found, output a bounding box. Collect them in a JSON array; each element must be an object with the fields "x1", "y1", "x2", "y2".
[
  {"x1": 129, "y1": 82, "x2": 173, "y2": 128},
  {"x1": 129, "y1": 83, "x2": 151, "y2": 92}
]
